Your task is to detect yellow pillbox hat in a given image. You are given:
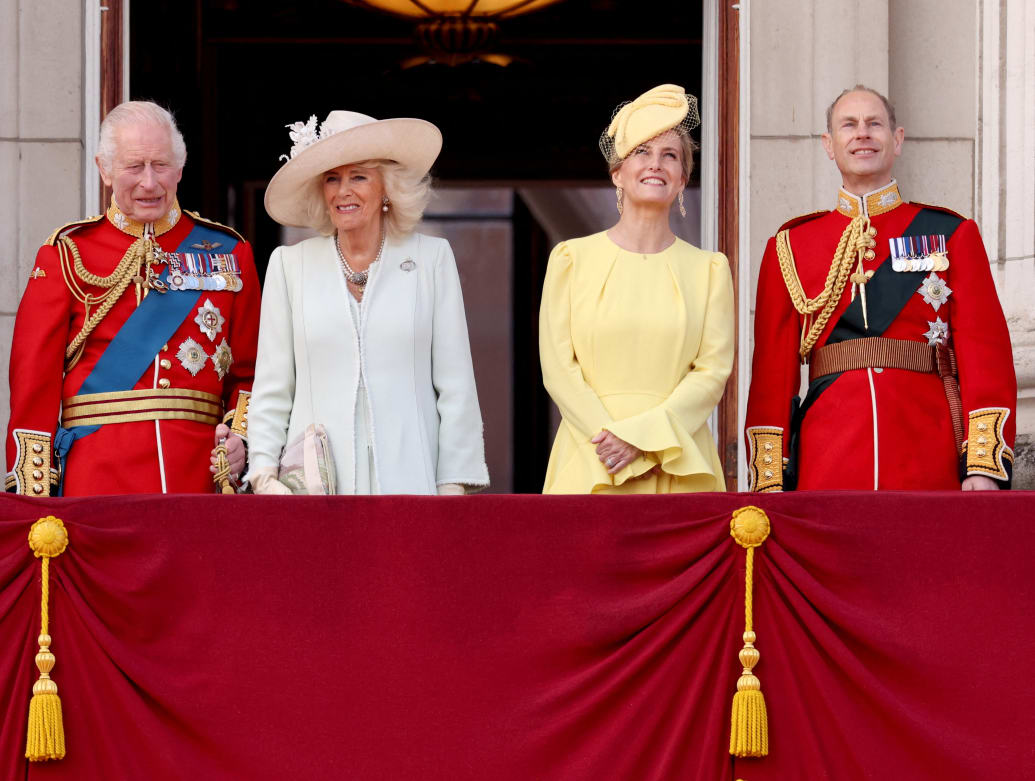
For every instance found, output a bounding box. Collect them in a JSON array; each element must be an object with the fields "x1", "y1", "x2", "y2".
[{"x1": 601, "y1": 84, "x2": 700, "y2": 164}]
